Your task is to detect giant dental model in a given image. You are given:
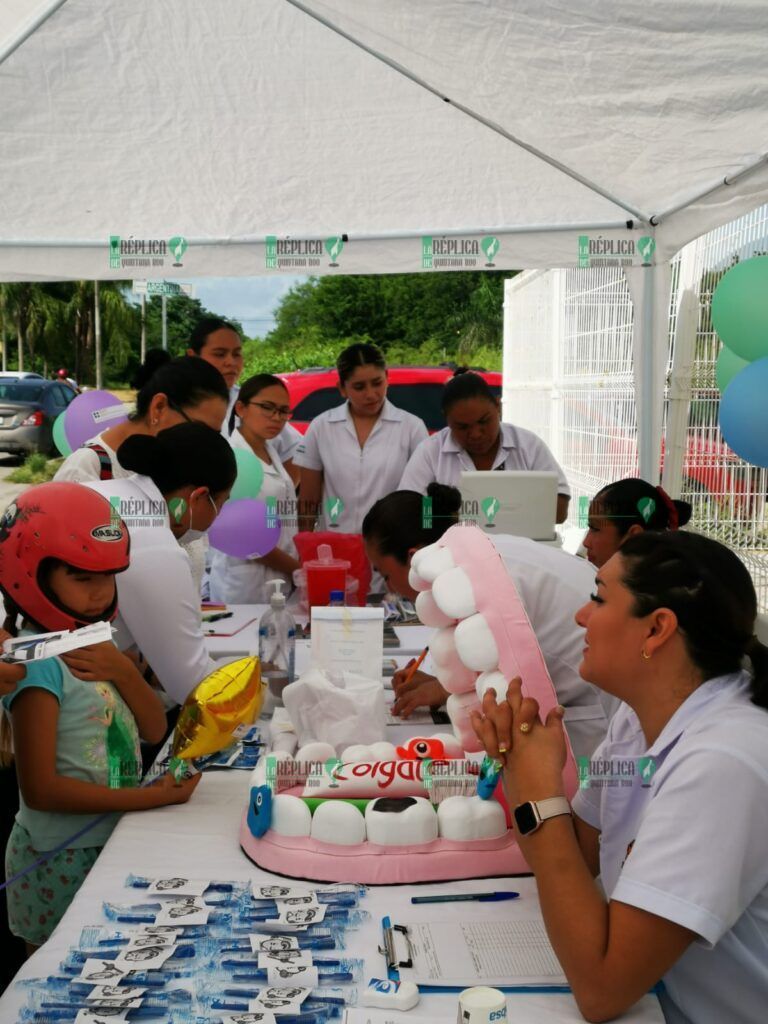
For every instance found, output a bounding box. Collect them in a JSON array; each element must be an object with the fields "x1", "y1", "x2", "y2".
[{"x1": 240, "y1": 525, "x2": 578, "y2": 883}]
